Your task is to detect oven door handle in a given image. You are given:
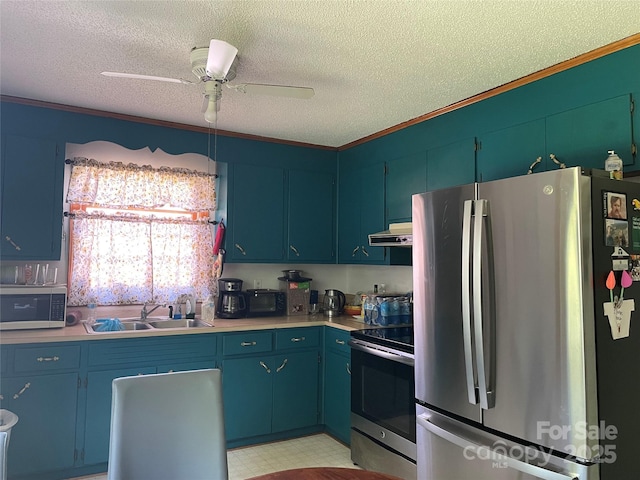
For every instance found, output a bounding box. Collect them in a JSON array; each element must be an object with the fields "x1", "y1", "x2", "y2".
[{"x1": 348, "y1": 340, "x2": 414, "y2": 366}]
